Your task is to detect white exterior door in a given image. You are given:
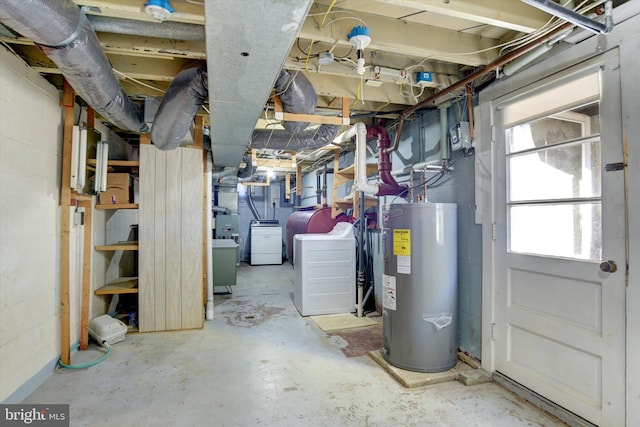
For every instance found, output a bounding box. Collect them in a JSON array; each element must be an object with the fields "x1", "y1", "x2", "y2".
[{"x1": 493, "y1": 53, "x2": 626, "y2": 426}]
